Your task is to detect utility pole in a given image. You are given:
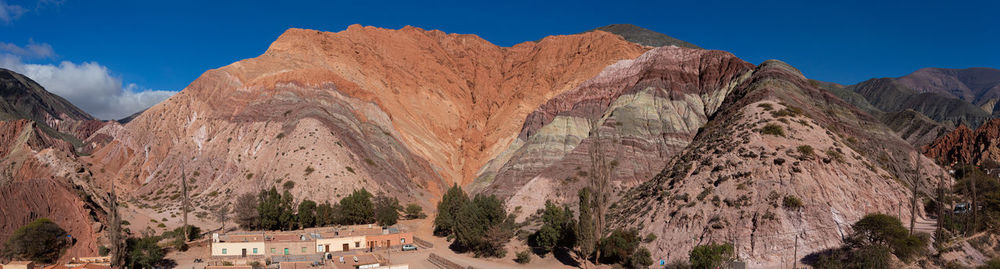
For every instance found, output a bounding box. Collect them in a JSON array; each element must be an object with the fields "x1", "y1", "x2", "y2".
[
  {"x1": 910, "y1": 156, "x2": 920, "y2": 235},
  {"x1": 792, "y1": 235, "x2": 799, "y2": 269},
  {"x1": 937, "y1": 177, "x2": 944, "y2": 237},
  {"x1": 971, "y1": 170, "x2": 978, "y2": 234}
]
